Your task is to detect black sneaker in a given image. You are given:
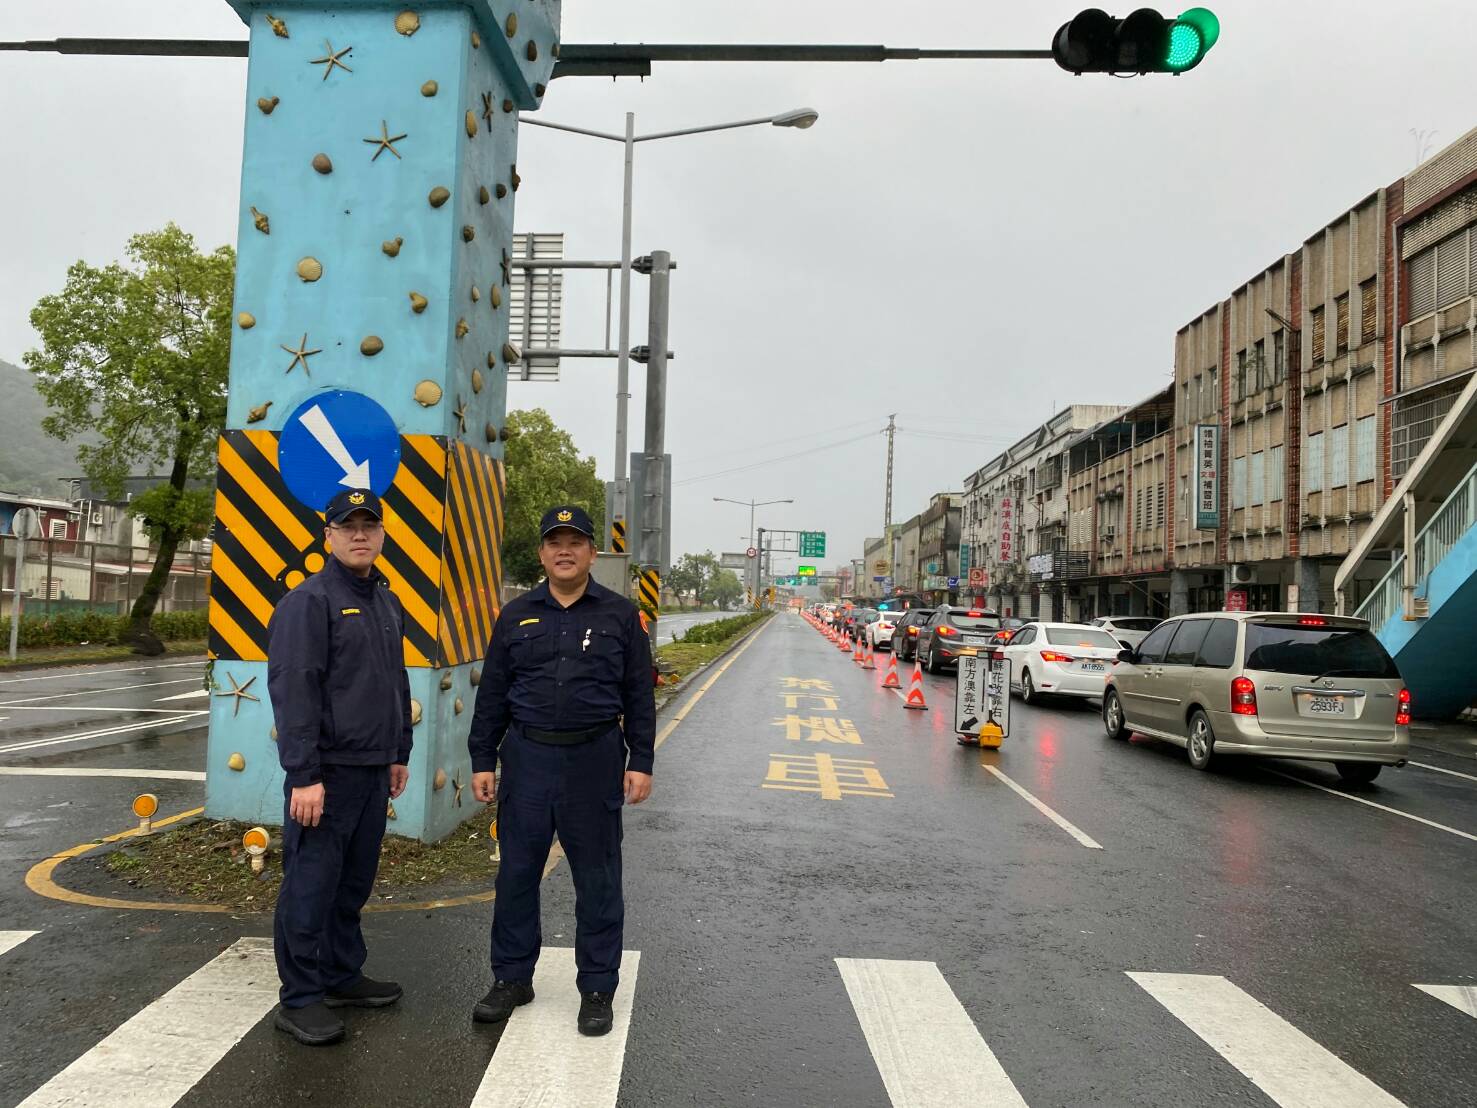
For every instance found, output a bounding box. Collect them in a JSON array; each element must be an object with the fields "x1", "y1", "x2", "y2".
[
  {"x1": 578, "y1": 992, "x2": 614, "y2": 1037},
  {"x1": 325, "y1": 975, "x2": 403, "y2": 1008},
  {"x1": 274, "y1": 1002, "x2": 346, "y2": 1046},
  {"x1": 473, "y1": 980, "x2": 535, "y2": 1023}
]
